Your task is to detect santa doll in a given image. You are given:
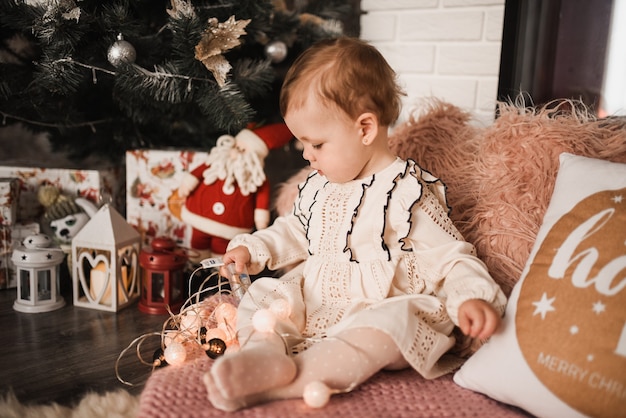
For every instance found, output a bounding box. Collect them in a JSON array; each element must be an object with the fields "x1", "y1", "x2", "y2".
[{"x1": 177, "y1": 123, "x2": 292, "y2": 260}]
